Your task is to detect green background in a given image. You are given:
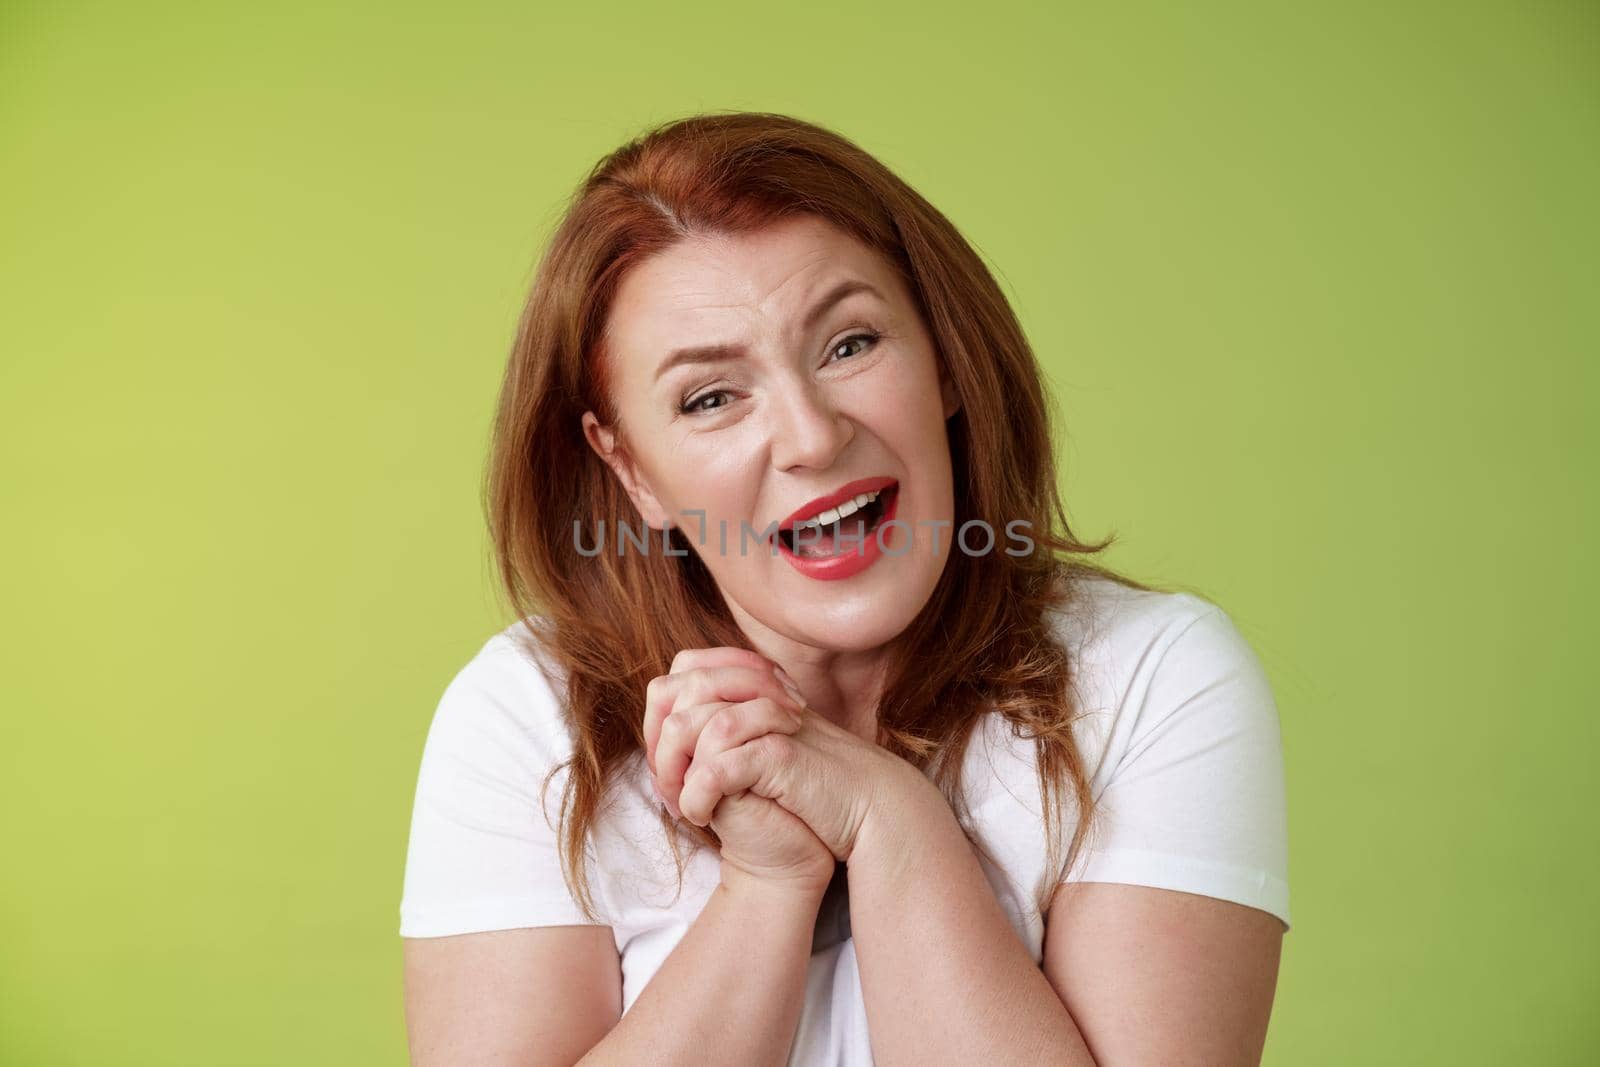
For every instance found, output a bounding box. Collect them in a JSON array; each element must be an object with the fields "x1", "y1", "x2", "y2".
[{"x1": 3, "y1": 2, "x2": 1594, "y2": 1063}]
